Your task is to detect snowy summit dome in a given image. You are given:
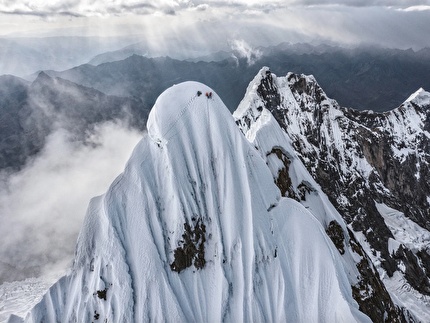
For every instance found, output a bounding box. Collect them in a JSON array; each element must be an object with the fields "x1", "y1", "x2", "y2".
[{"x1": 147, "y1": 81, "x2": 216, "y2": 145}]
